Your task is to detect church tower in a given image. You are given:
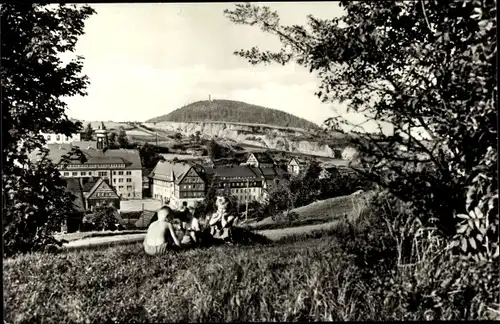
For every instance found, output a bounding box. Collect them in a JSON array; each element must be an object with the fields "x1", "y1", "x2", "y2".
[{"x1": 95, "y1": 126, "x2": 109, "y2": 150}]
